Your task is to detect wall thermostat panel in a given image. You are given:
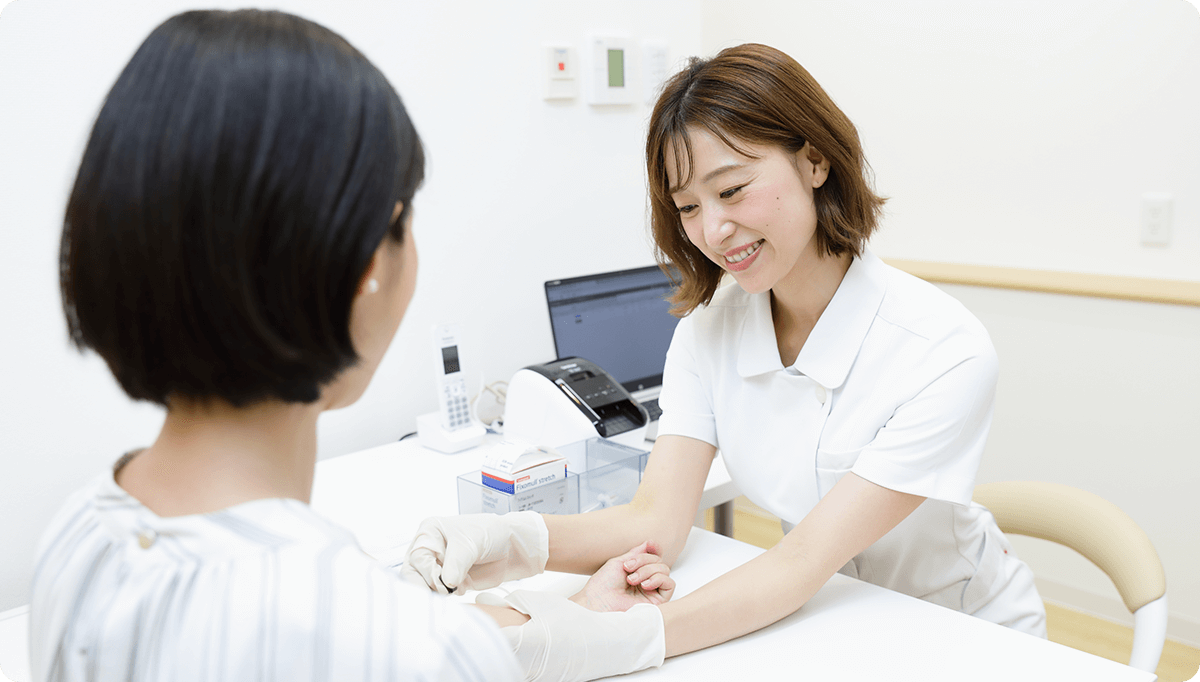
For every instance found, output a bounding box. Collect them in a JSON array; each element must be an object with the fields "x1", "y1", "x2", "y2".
[{"x1": 586, "y1": 36, "x2": 635, "y2": 105}]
